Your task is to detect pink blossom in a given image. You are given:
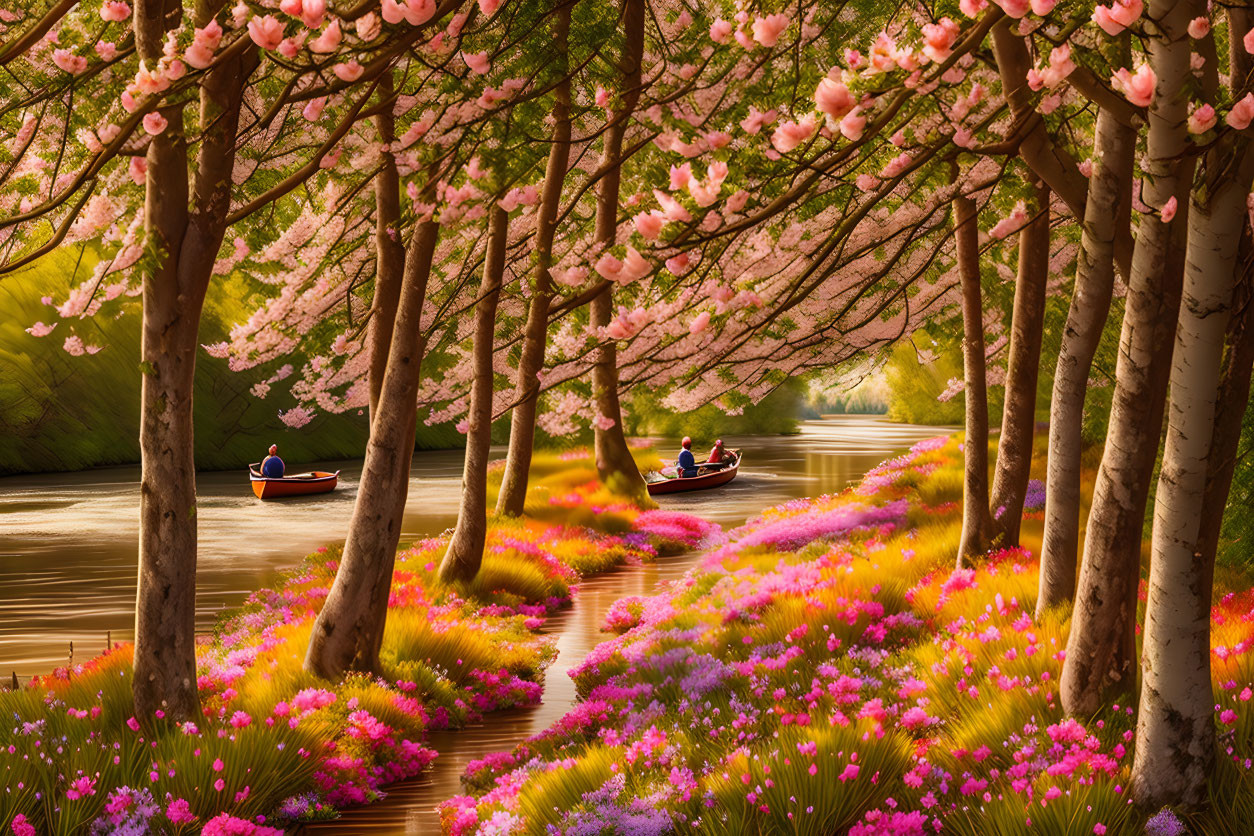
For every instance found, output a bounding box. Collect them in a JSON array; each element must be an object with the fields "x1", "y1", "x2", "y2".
[
  {"x1": 462, "y1": 50, "x2": 489, "y2": 74},
  {"x1": 96, "y1": 41, "x2": 119, "y2": 60},
  {"x1": 725, "y1": 190, "x2": 750, "y2": 213},
  {"x1": 634, "y1": 211, "x2": 664, "y2": 240},
  {"x1": 710, "y1": 18, "x2": 733, "y2": 43},
  {"x1": 356, "y1": 11, "x2": 381, "y2": 39},
  {"x1": 752, "y1": 13, "x2": 789, "y2": 47},
  {"x1": 815, "y1": 78, "x2": 855, "y2": 121},
  {"x1": 143, "y1": 112, "x2": 168, "y2": 136},
  {"x1": 10, "y1": 815, "x2": 35, "y2": 836},
  {"x1": 1188, "y1": 103, "x2": 1216, "y2": 133},
  {"x1": 248, "y1": 15, "x2": 285, "y2": 50},
  {"x1": 309, "y1": 19, "x2": 342, "y2": 52},
  {"x1": 689, "y1": 311, "x2": 711, "y2": 334},
  {"x1": 333, "y1": 60, "x2": 364, "y2": 81},
  {"x1": 594, "y1": 253, "x2": 623, "y2": 281},
  {"x1": 665, "y1": 252, "x2": 692, "y2": 274},
  {"x1": 66, "y1": 776, "x2": 97, "y2": 800},
  {"x1": 129, "y1": 156, "x2": 147, "y2": 184},
  {"x1": 1111, "y1": 63, "x2": 1154, "y2": 108},
  {"x1": 301, "y1": 0, "x2": 327, "y2": 27},
  {"x1": 770, "y1": 114, "x2": 816, "y2": 153},
  {"x1": 1246, "y1": 26, "x2": 1254, "y2": 55},
  {"x1": 303, "y1": 97, "x2": 326, "y2": 121},
  {"x1": 552, "y1": 266, "x2": 587, "y2": 287},
  {"x1": 959, "y1": 0, "x2": 988, "y2": 16},
  {"x1": 132, "y1": 61, "x2": 169, "y2": 95},
  {"x1": 1228, "y1": 93, "x2": 1254, "y2": 129},
  {"x1": 26, "y1": 322, "x2": 56, "y2": 337},
  {"x1": 920, "y1": 18, "x2": 959, "y2": 63},
  {"x1": 100, "y1": 1, "x2": 130, "y2": 21},
  {"x1": 994, "y1": 0, "x2": 1031, "y2": 18},
  {"x1": 1031, "y1": 0, "x2": 1058, "y2": 13},
  {"x1": 838, "y1": 763, "x2": 860, "y2": 782},
  {"x1": 1093, "y1": 0, "x2": 1142, "y2": 36},
  {"x1": 839, "y1": 108, "x2": 866, "y2": 141},
  {"x1": 52, "y1": 49, "x2": 87, "y2": 74},
  {"x1": 1187, "y1": 16, "x2": 1210, "y2": 38},
  {"x1": 669, "y1": 162, "x2": 692, "y2": 190}
]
